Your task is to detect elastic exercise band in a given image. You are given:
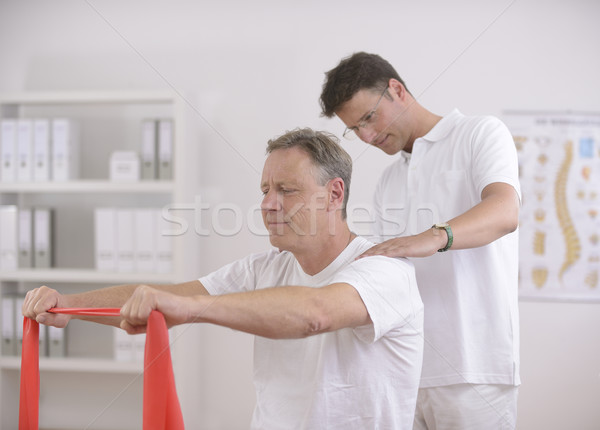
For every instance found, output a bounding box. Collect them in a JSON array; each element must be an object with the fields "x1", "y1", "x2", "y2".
[{"x1": 19, "y1": 309, "x2": 184, "y2": 430}]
